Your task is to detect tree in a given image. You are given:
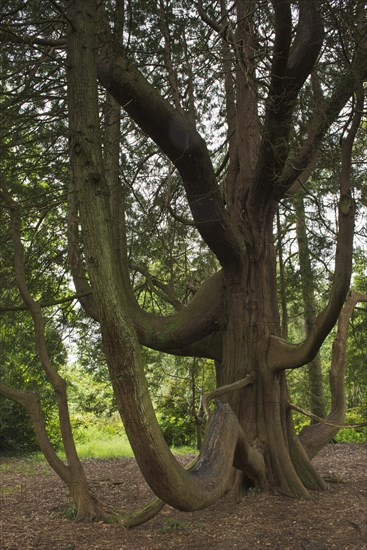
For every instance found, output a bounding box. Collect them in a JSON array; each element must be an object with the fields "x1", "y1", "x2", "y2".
[
  {"x1": 1, "y1": 0, "x2": 366, "y2": 521},
  {"x1": 294, "y1": 192, "x2": 326, "y2": 420}
]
